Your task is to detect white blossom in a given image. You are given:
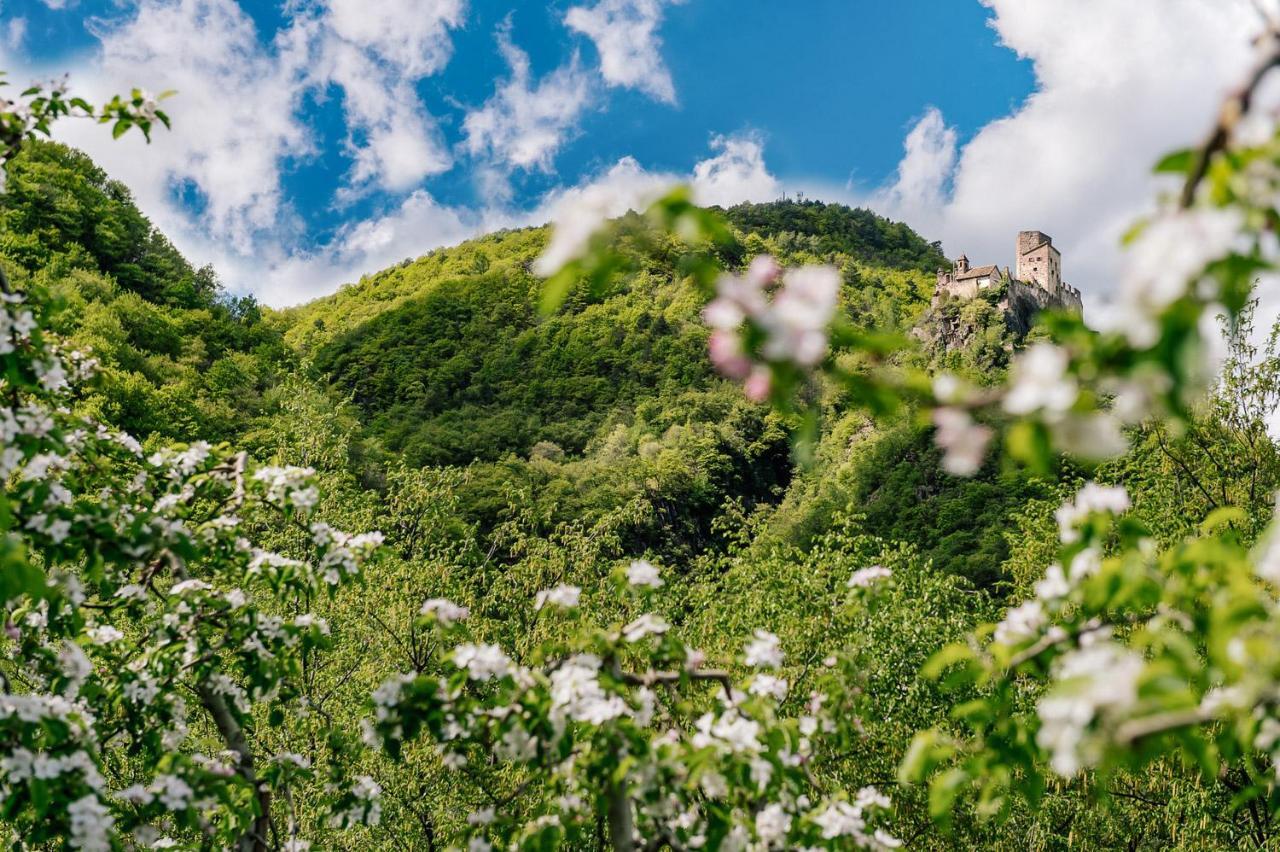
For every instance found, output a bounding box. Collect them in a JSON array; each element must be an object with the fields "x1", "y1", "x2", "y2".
[
  {"x1": 1110, "y1": 208, "x2": 1245, "y2": 347},
  {"x1": 692, "y1": 709, "x2": 762, "y2": 753},
  {"x1": 994, "y1": 600, "x2": 1045, "y2": 646},
  {"x1": 1003, "y1": 344, "x2": 1078, "y2": 416},
  {"x1": 1034, "y1": 563, "x2": 1070, "y2": 602},
  {"x1": 153, "y1": 773, "x2": 193, "y2": 810},
  {"x1": 749, "y1": 674, "x2": 788, "y2": 701},
  {"x1": 744, "y1": 629, "x2": 783, "y2": 669},
  {"x1": 67, "y1": 795, "x2": 112, "y2": 851},
  {"x1": 932, "y1": 407, "x2": 992, "y2": 476},
  {"x1": 847, "y1": 565, "x2": 892, "y2": 589},
  {"x1": 1036, "y1": 641, "x2": 1145, "y2": 776},
  {"x1": 453, "y1": 643, "x2": 514, "y2": 681},
  {"x1": 549, "y1": 655, "x2": 628, "y2": 725},
  {"x1": 1055, "y1": 482, "x2": 1130, "y2": 543},
  {"x1": 86, "y1": 625, "x2": 124, "y2": 645},
  {"x1": 622, "y1": 613, "x2": 670, "y2": 643},
  {"x1": 420, "y1": 598, "x2": 470, "y2": 625},
  {"x1": 626, "y1": 559, "x2": 663, "y2": 588},
  {"x1": 755, "y1": 803, "x2": 791, "y2": 844},
  {"x1": 534, "y1": 584, "x2": 581, "y2": 610}
]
